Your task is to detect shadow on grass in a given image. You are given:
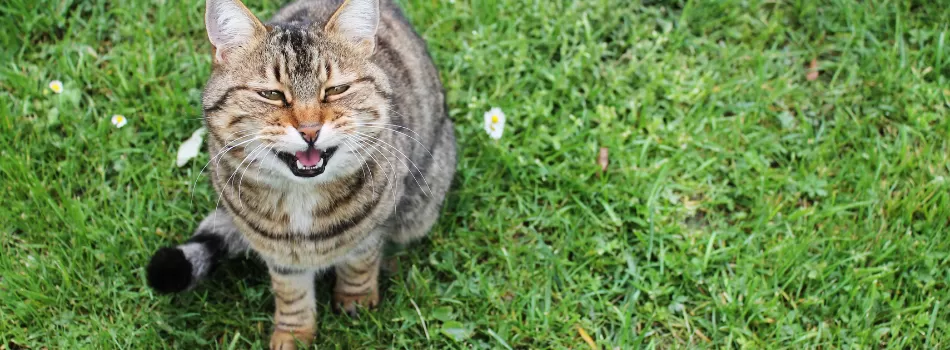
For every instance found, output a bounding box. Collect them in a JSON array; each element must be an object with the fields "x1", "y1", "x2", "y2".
[{"x1": 155, "y1": 236, "x2": 436, "y2": 313}]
